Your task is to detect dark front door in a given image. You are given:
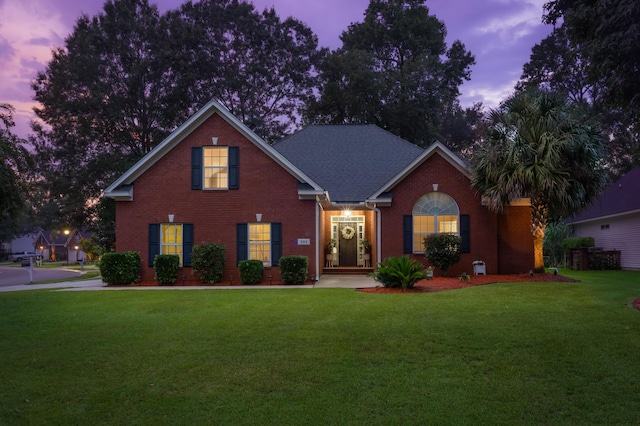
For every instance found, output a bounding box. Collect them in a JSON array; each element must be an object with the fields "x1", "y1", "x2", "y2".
[{"x1": 339, "y1": 222, "x2": 358, "y2": 266}]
